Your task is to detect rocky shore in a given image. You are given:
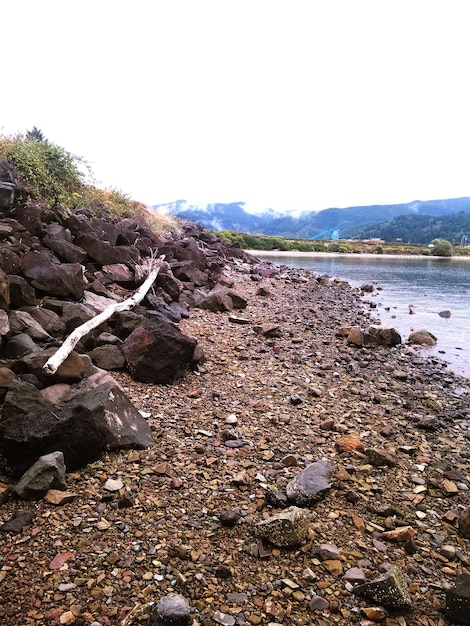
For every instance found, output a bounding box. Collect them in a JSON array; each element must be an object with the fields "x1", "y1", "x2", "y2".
[{"x1": 0, "y1": 193, "x2": 469, "y2": 625}]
